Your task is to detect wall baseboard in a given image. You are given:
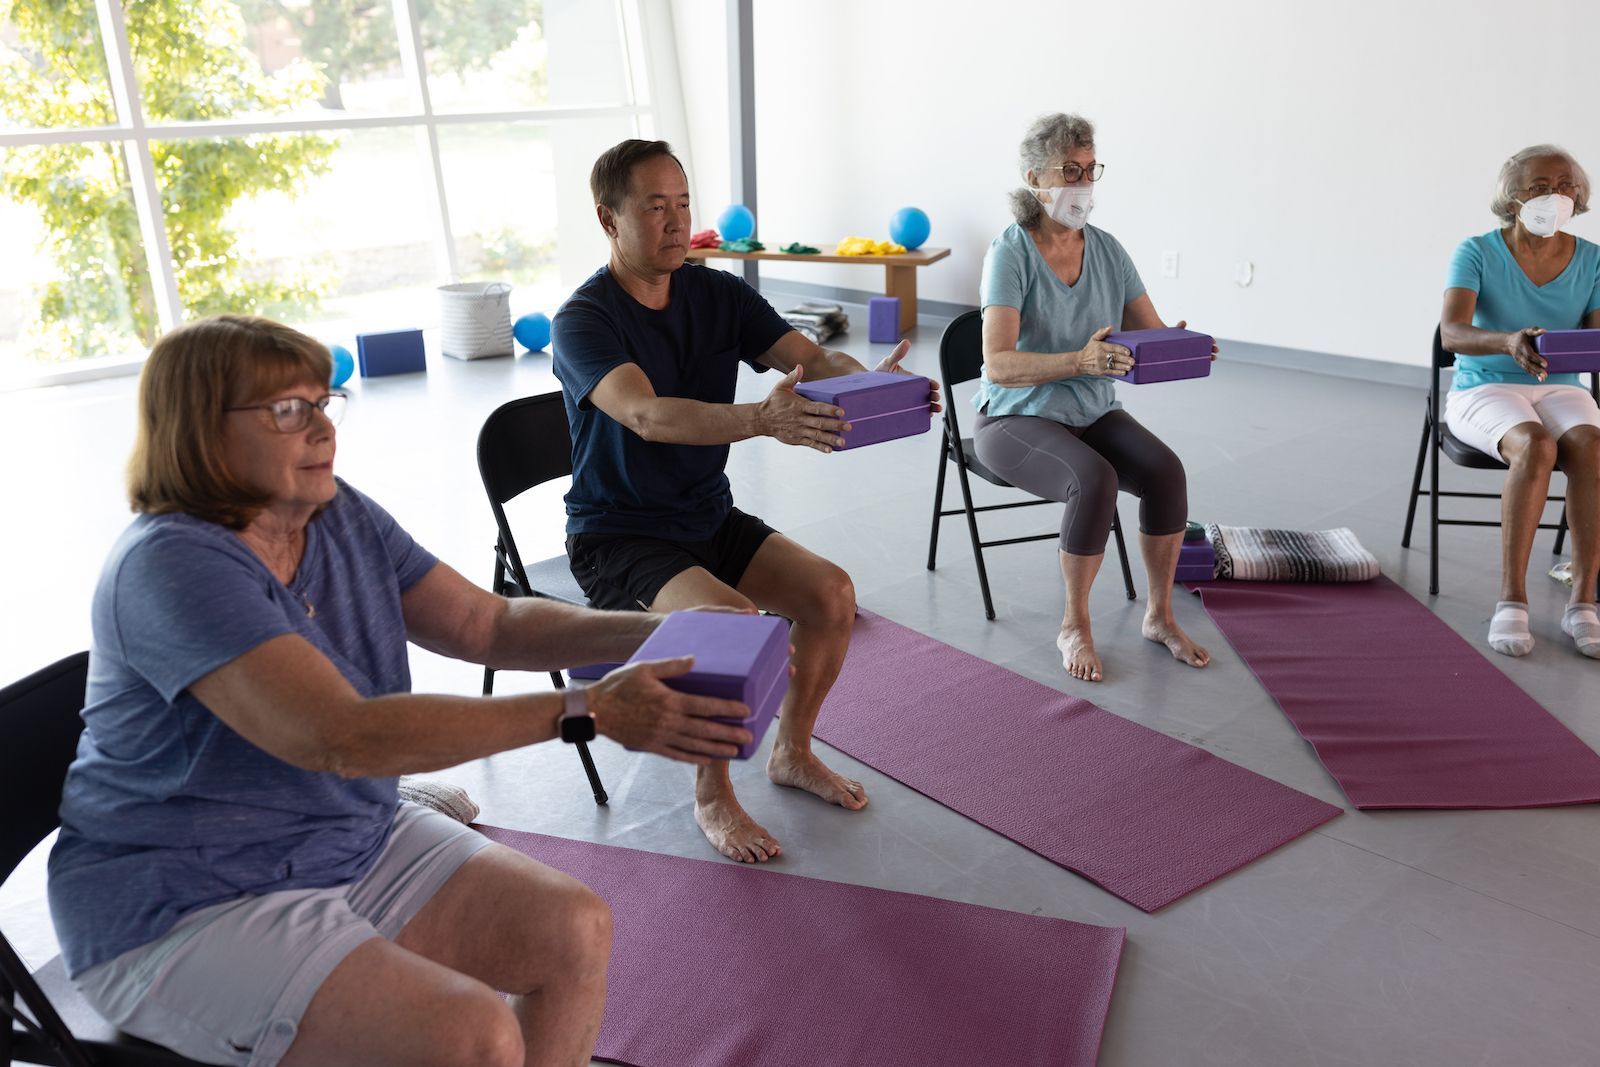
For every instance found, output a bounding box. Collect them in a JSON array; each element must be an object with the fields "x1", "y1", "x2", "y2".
[{"x1": 761, "y1": 279, "x2": 1431, "y2": 391}]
